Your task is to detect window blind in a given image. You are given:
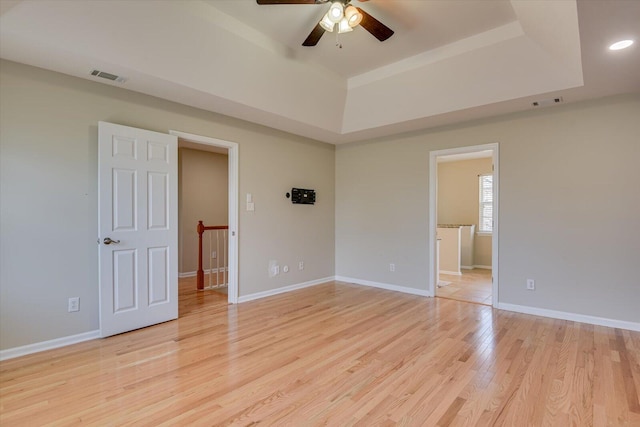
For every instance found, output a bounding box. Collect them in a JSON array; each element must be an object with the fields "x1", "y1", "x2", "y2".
[{"x1": 479, "y1": 174, "x2": 493, "y2": 232}]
